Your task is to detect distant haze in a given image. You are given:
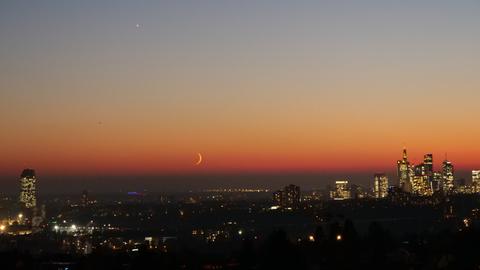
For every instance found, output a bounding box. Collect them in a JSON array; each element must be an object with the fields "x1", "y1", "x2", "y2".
[{"x1": 0, "y1": 170, "x2": 474, "y2": 195}]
